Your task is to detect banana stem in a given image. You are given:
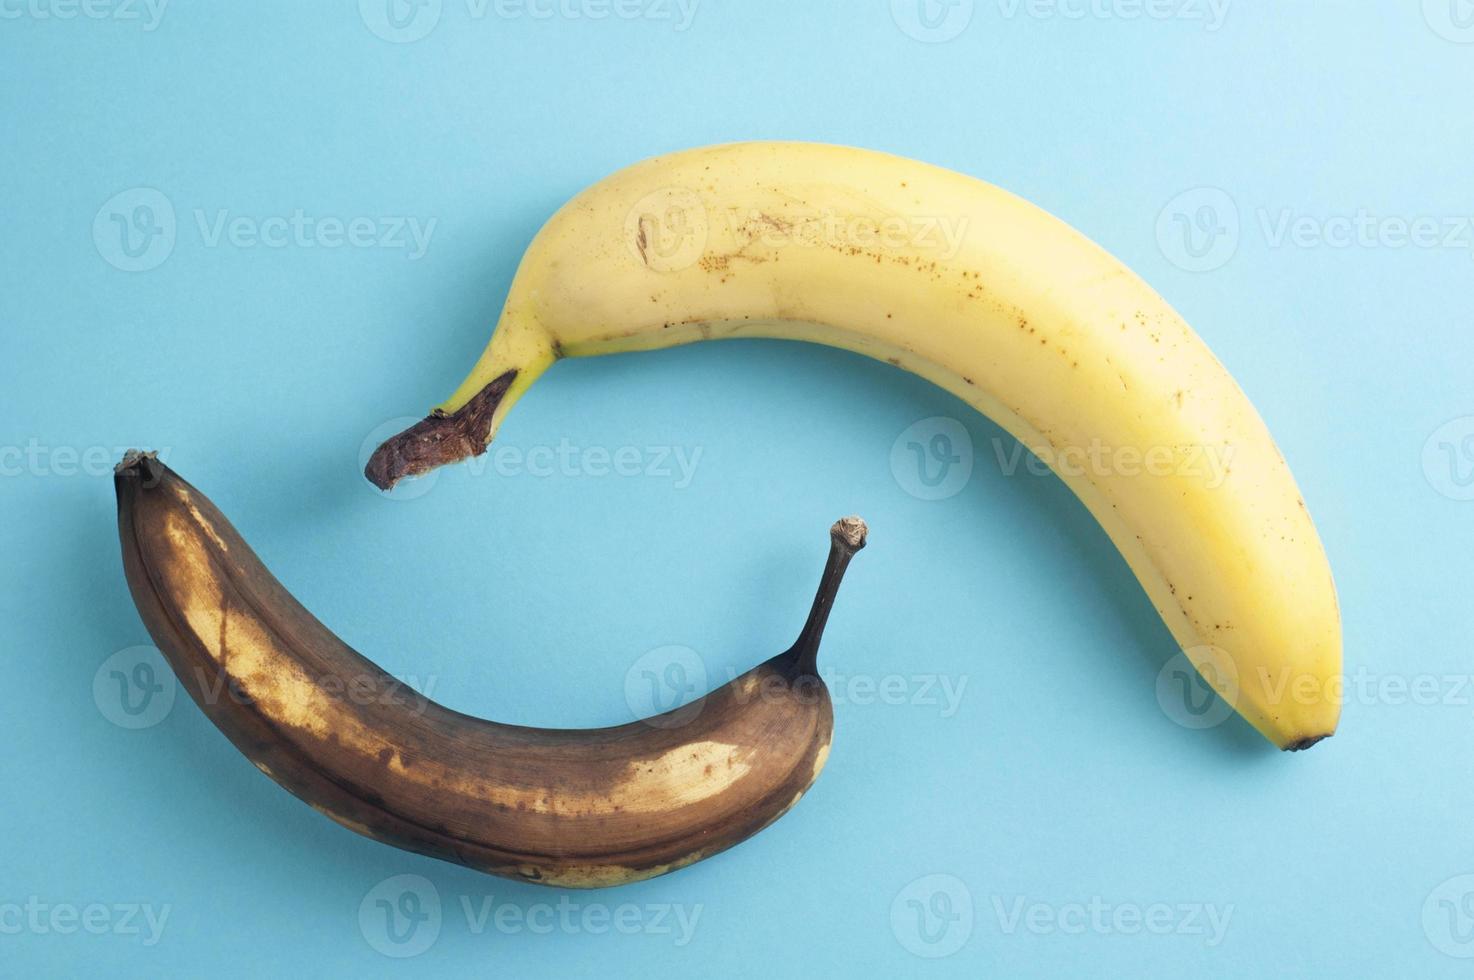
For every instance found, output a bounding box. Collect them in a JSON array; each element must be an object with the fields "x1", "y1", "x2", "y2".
[{"x1": 785, "y1": 517, "x2": 867, "y2": 680}]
